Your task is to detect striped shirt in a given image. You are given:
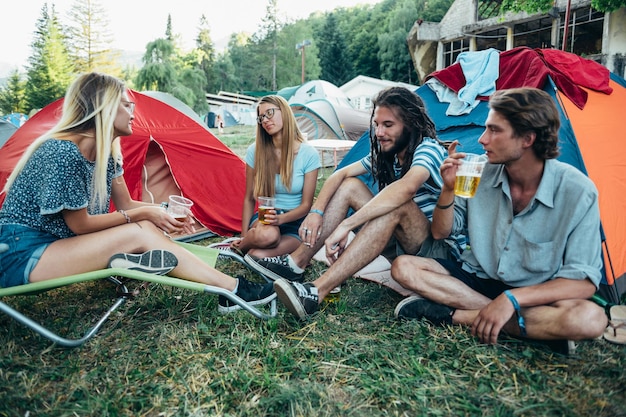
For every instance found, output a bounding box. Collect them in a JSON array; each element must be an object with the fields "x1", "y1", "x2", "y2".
[{"x1": 361, "y1": 137, "x2": 466, "y2": 258}]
